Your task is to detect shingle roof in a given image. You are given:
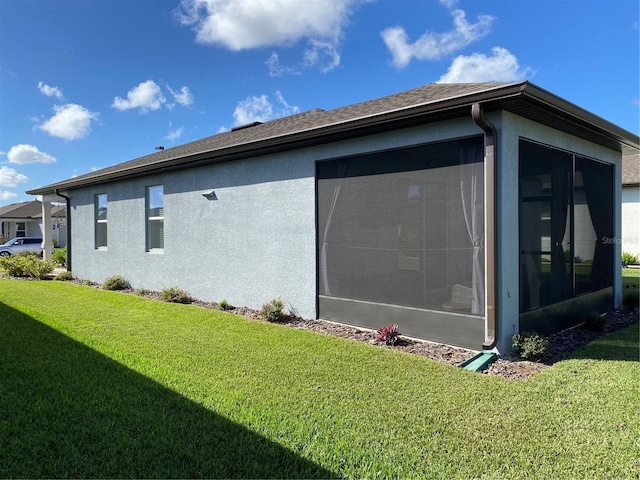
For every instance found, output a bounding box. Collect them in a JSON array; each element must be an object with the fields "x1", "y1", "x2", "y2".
[
  {"x1": 622, "y1": 153, "x2": 640, "y2": 186},
  {"x1": 27, "y1": 81, "x2": 639, "y2": 195},
  {"x1": 0, "y1": 200, "x2": 65, "y2": 219}
]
